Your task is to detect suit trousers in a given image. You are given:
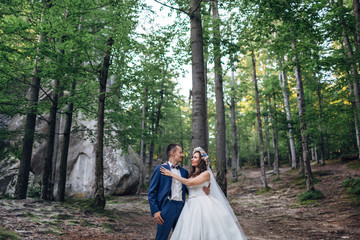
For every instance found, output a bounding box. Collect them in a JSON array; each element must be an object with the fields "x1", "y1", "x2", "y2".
[{"x1": 155, "y1": 199, "x2": 184, "y2": 240}]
